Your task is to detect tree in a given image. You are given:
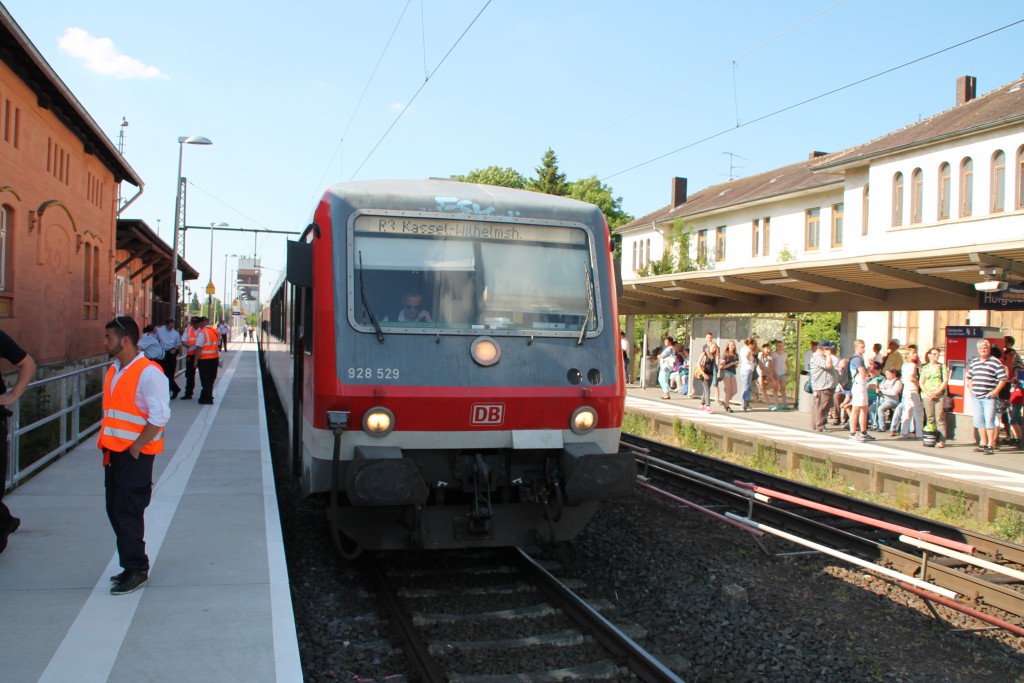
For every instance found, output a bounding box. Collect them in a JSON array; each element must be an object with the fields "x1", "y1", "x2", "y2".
[
  {"x1": 188, "y1": 292, "x2": 201, "y2": 317},
  {"x1": 526, "y1": 148, "x2": 569, "y2": 196},
  {"x1": 567, "y1": 176, "x2": 634, "y2": 230},
  {"x1": 451, "y1": 166, "x2": 527, "y2": 189}
]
